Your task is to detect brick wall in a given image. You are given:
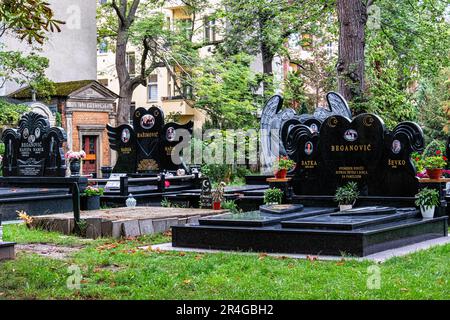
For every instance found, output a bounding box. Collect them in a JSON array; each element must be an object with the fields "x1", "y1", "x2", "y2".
[{"x1": 71, "y1": 111, "x2": 110, "y2": 167}]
